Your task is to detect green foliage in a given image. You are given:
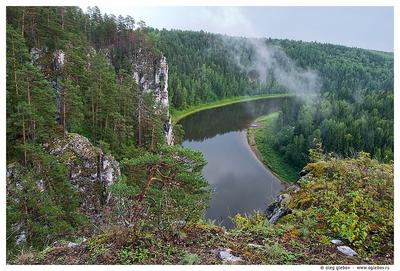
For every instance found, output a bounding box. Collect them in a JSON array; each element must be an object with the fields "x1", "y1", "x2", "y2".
[
  {"x1": 118, "y1": 248, "x2": 134, "y2": 265},
  {"x1": 132, "y1": 248, "x2": 149, "y2": 263},
  {"x1": 117, "y1": 247, "x2": 148, "y2": 264},
  {"x1": 263, "y1": 243, "x2": 296, "y2": 264},
  {"x1": 37, "y1": 246, "x2": 54, "y2": 261},
  {"x1": 181, "y1": 253, "x2": 200, "y2": 265},
  {"x1": 7, "y1": 6, "x2": 168, "y2": 159},
  {"x1": 274, "y1": 91, "x2": 393, "y2": 168},
  {"x1": 252, "y1": 112, "x2": 300, "y2": 182},
  {"x1": 88, "y1": 239, "x2": 109, "y2": 263},
  {"x1": 112, "y1": 145, "x2": 210, "y2": 235},
  {"x1": 232, "y1": 212, "x2": 271, "y2": 235},
  {"x1": 6, "y1": 146, "x2": 82, "y2": 253},
  {"x1": 328, "y1": 210, "x2": 368, "y2": 248},
  {"x1": 151, "y1": 30, "x2": 254, "y2": 109},
  {"x1": 6, "y1": 25, "x2": 58, "y2": 162},
  {"x1": 288, "y1": 153, "x2": 393, "y2": 255}
]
